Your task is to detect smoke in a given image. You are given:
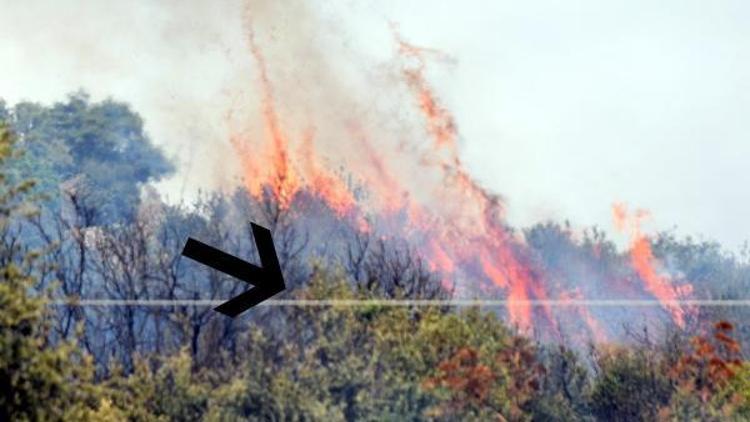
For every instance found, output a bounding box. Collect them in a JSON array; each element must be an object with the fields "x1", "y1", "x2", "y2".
[
  {"x1": 1, "y1": 0, "x2": 704, "y2": 339},
  {"x1": 0, "y1": 0, "x2": 254, "y2": 199},
  {"x1": 5, "y1": 1, "x2": 750, "y2": 249},
  {"x1": 228, "y1": 1, "x2": 560, "y2": 335},
  {"x1": 227, "y1": 0, "x2": 703, "y2": 340},
  {"x1": 232, "y1": 0, "x2": 434, "y2": 208}
]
